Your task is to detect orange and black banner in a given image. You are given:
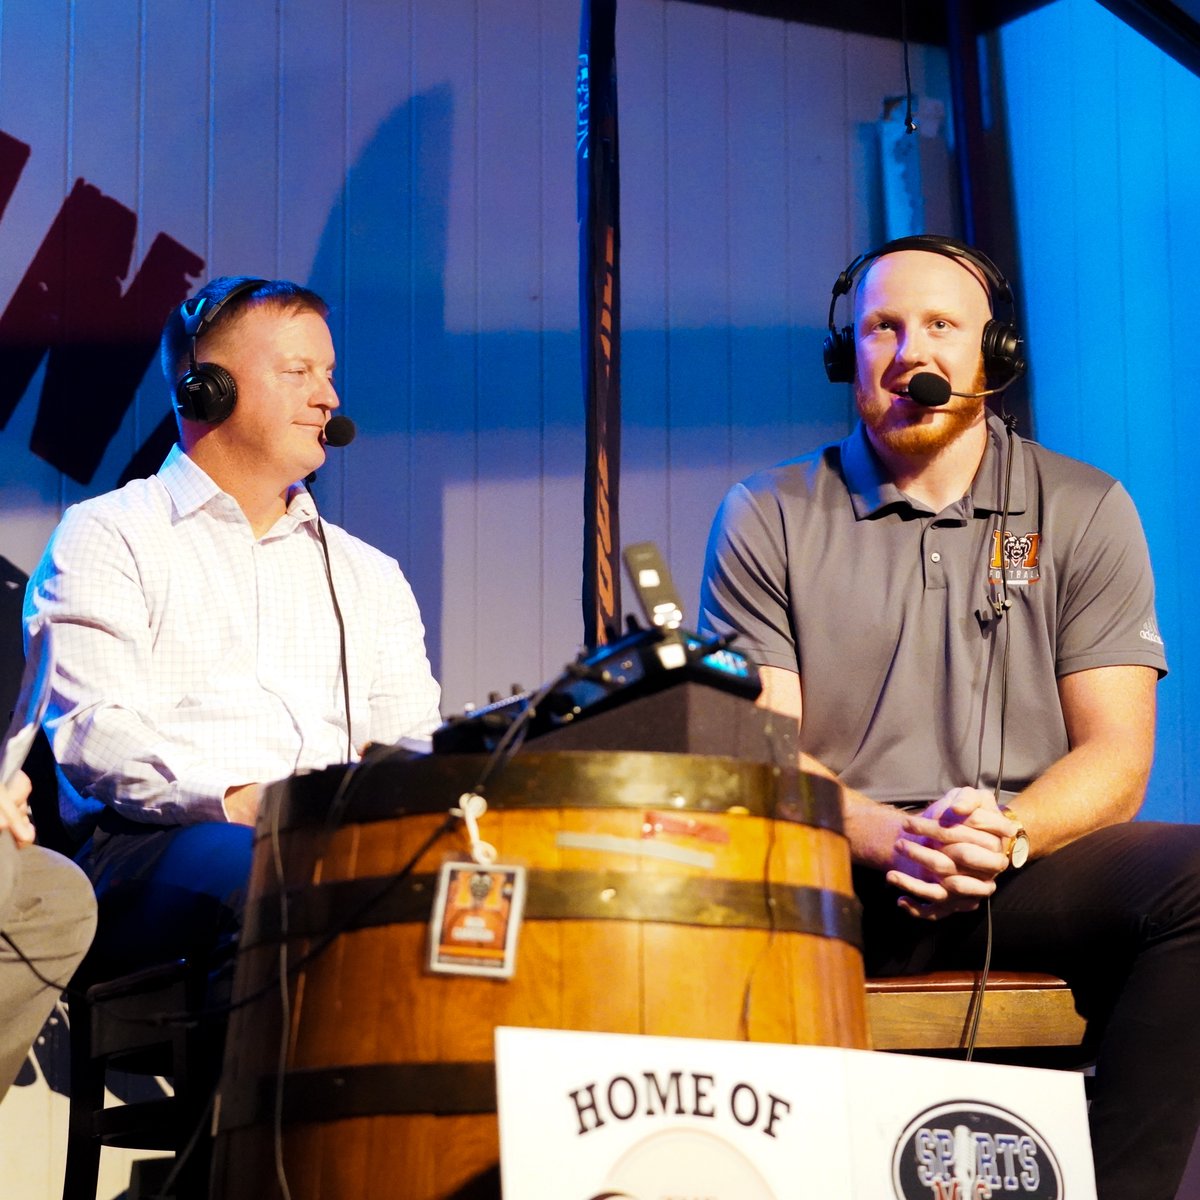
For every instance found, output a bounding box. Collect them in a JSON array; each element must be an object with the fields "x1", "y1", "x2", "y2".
[{"x1": 577, "y1": 0, "x2": 621, "y2": 651}]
